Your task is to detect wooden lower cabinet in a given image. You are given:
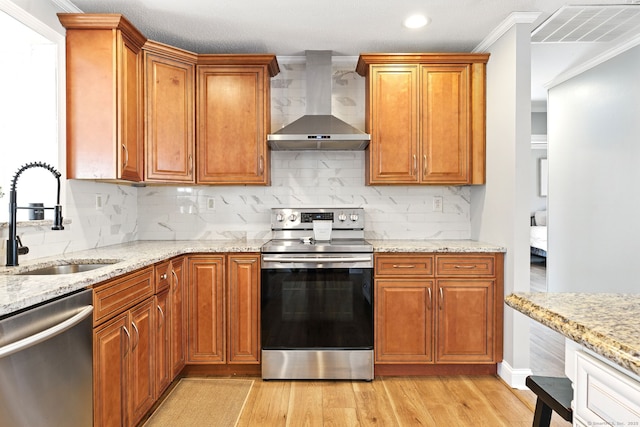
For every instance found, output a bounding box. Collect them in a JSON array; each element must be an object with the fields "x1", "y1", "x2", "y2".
[
  {"x1": 93, "y1": 313, "x2": 129, "y2": 427},
  {"x1": 169, "y1": 257, "x2": 187, "y2": 377},
  {"x1": 374, "y1": 253, "x2": 503, "y2": 374},
  {"x1": 375, "y1": 279, "x2": 434, "y2": 363},
  {"x1": 93, "y1": 297, "x2": 155, "y2": 427},
  {"x1": 186, "y1": 254, "x2": 260, "y2": 366},
  {"x1": 155, "y1": 289, "x2": 171, "y2": 397},
  {"x1": 227, "y1": 254, "x2": 260, "y2": 363}
]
